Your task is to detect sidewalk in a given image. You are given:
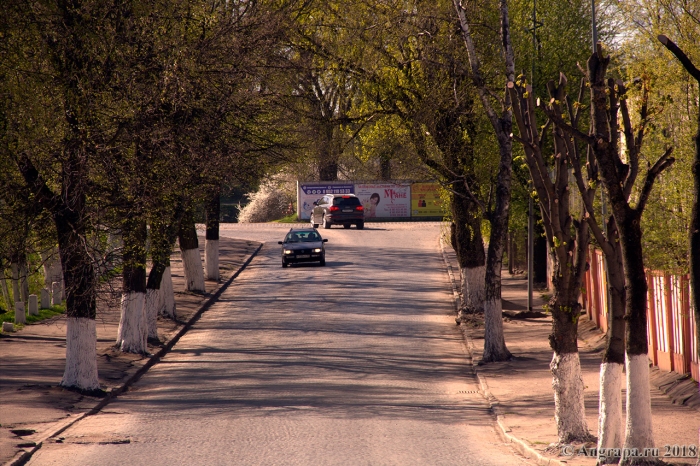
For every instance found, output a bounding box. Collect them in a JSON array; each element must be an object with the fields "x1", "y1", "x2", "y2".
[
  {"x1": 440, "y1": 239, "x2": 700, "y2": 466},
  {"x1": 0, "y1": 236, "x2": 262, "y2": 466}
]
